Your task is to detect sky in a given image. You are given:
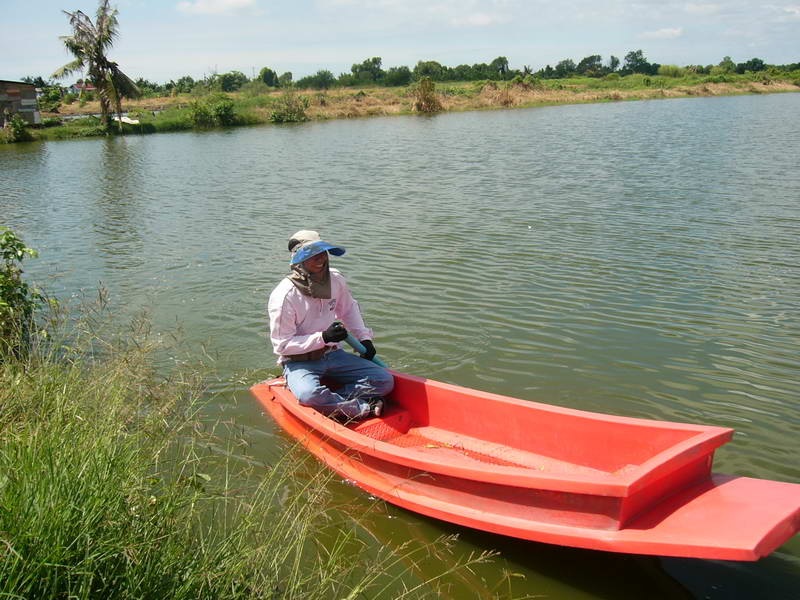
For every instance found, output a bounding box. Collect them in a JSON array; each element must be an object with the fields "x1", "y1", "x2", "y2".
[{"x1": 2, "y1": 0, "x2": 798, "y2": 84}]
